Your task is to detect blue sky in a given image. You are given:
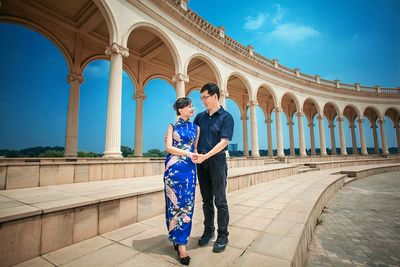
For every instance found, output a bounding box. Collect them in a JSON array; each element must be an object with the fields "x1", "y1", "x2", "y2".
[{"x1": 0, "y1": 1, "x2": 399, "y2": 153}]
